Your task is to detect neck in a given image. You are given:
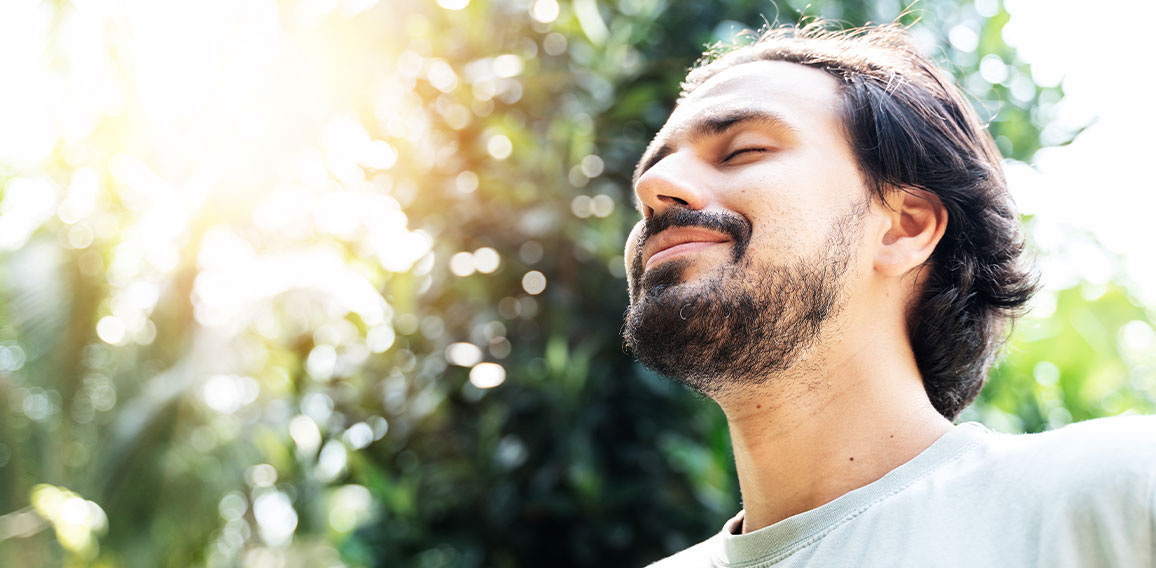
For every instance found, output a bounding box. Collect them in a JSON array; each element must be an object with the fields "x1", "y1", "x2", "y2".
[{"x1": 715, "y1": 339, "x2": 952, "y2": 533}]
